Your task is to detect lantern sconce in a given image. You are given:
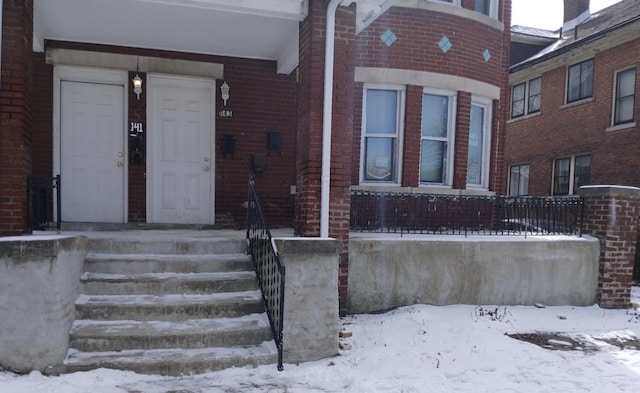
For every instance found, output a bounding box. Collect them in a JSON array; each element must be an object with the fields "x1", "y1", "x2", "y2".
[
  {"x1": 220, "y1": 81, "x2": 230, "y2": 106},
  {"x1": 132, "y1": 74, "x2": 143, "y2": 100}
]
